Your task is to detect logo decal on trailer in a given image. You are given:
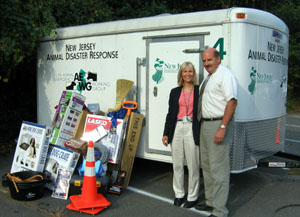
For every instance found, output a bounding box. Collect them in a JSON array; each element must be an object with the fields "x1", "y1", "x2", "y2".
[
  {"x1": 248, "y1": 67, "x2": 257, "y2": 95},
  {"x1": 66, "y1": 69, "x2": 97, "y2": 93},
  {"x1": 152, "y1": 58, "x2": 180, "y2": 84},
  {"x1": 152, "y1": 58, "x2": 164, "y2": 84},
  {"x1": 272, "y1": 30, "x2": 282, "y2": 43},
  {"x1": 248, "y1": 66, "x2": 272, "y2": 95}
]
